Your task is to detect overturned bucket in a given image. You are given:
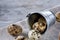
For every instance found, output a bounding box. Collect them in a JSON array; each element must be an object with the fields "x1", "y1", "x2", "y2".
[{"x1": 27, "y1": 10, "x2": 56, "y2": 34}]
